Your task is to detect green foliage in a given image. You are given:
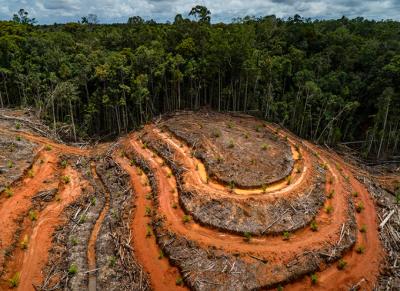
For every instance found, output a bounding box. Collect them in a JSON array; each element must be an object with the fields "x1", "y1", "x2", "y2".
[
  {"x1": 61, "y1": 175, "x2": 71, "y2": 184},
  {"x1": 359, "y1": 224, "x2": 367, "y2": 233},
  {"x1": 20, "y1": 234, "x2": 29, "y2": 249},
  {"x1": 327, "y1": 189, "x2": 334, "y2": 199},
  {"x1": 8, "y1": 272, "x2": 20, "y2": 288},
  {"x1": 310, "y1": 220, "x2": 318, "y2": 232},
  {"x1": 176, "y1": 277, "x2": 184, "y2": 286},
  {"x1": 0, "y1": 9, "x2": 398, "y2": 159},
  {"x1": 145, "y1": 206, "x2": 151, "y2": 217},
  {"x1": 325, "y1": 205, "x2": 334, "y2": 214},
  {"x1": 60, "y1": 160, "x2": 68, "y2": 168},
  {"x1": 243, "y1": 232, "x2": 252, "y2": 242},
  {"x1": 355, "y1": 245, "x2": 365, "y2": 254},
  {"x1": 356, "y1": 202, "x2": 364, "y2": 213},
  {"x1": 182, "y1": 215, "x2": 191, "y2": 223},
  {"x1": 68, "y1": 264, "x2": 78, "y2": 275},
  {"x1": 4, "y1": 186, "x2": 13, "y2": 198},
  {"x1": 310, "y1": 273, "x2": 318, "y2": 284},
  {"x1": 282, "y1": 231, "x2": 290, "y2": 241},
  {"x1": 109, "y1": 256, "x2": 117, "y2": 267},
  {"x1": 337, "y1": 259, "x2": 347, "y2": 270},
  {"x1": 28, "y1": 210, "x2": 38, "y2": 221}
]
